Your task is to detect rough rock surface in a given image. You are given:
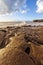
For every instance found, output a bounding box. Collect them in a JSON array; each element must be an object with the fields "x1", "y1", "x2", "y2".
[
  {"x1": 0, "y1": 26, "x2": 43, "y2": 65},
  {"x1": 0, "y1": 34, "x2": 36, "y2": 65}
]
